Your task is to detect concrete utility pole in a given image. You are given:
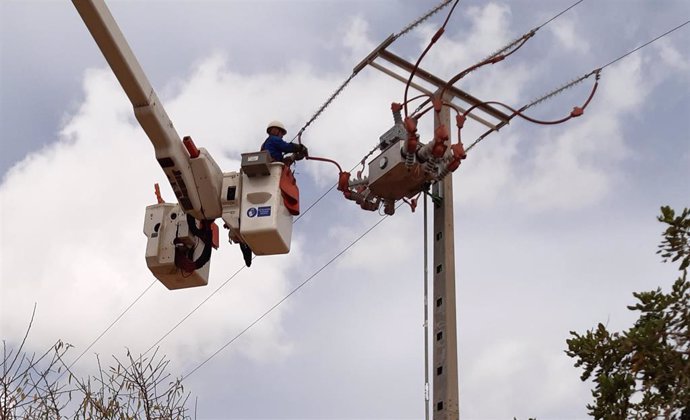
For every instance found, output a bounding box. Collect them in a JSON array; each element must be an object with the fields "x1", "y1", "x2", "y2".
[
  {"x1": 362, "y1": 44, "x2": 510, "y2": 420},
  {"x1": 431, "y1": 94, "x2": 459, "y2": 418}
]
